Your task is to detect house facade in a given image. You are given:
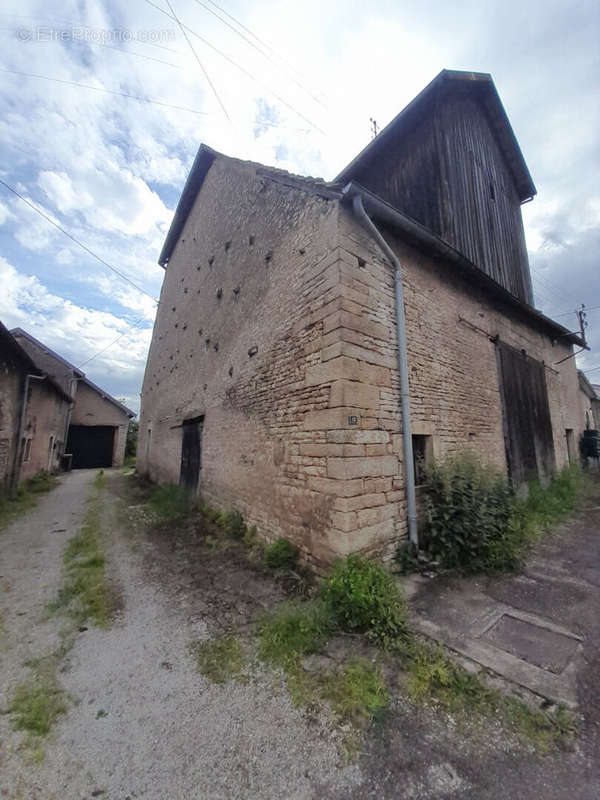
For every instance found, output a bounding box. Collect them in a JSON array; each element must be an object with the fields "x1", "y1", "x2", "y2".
[
  {"x1": 10, "y1": 329, "x2": 134, "y2": 468},
  {"x1": 0, "y1": 322, "x2": 72, "y2": 488},
  {"x1": 138, "y1": 70, "x2": 584, "y2": 565}
]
